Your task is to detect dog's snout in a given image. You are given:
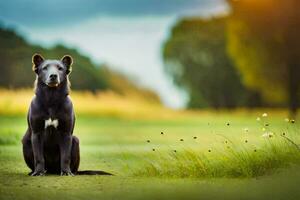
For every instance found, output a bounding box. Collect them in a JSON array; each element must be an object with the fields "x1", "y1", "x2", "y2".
[{"x1": 49, "y1": 74, "x2": 57, "y2": 80}]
